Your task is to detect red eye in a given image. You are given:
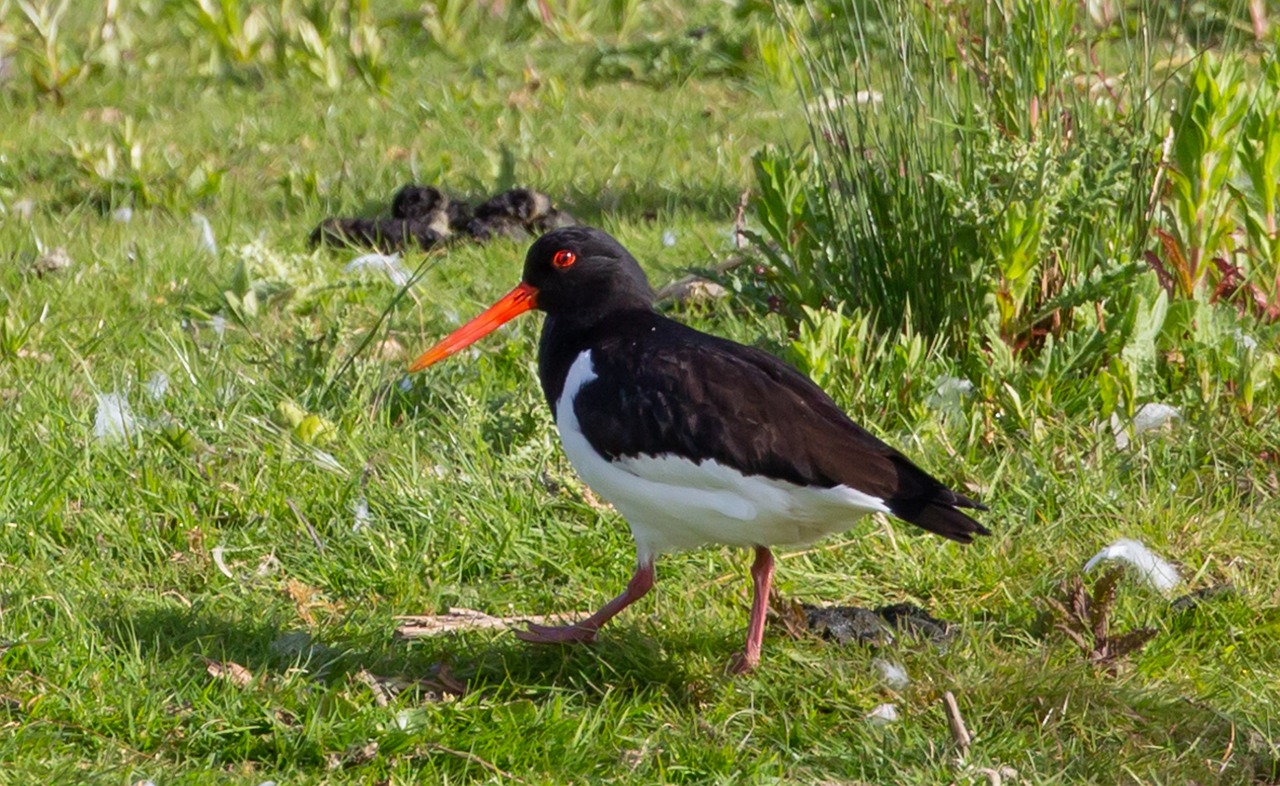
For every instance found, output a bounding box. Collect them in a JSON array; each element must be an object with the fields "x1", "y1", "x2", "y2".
[{"x1": 552, "y1": 249, "x2": 576, "y2": 268}]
